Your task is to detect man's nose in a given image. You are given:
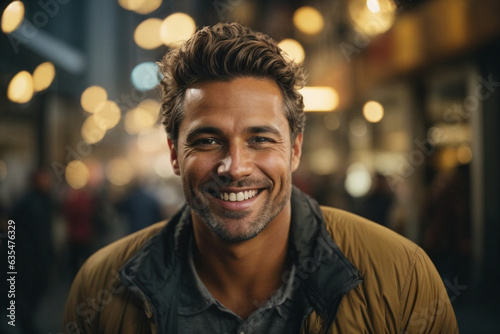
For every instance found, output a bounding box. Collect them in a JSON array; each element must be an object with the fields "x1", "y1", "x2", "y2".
[{"x1": 217, "y1": 144, "x2": 253, "y2": 180}]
